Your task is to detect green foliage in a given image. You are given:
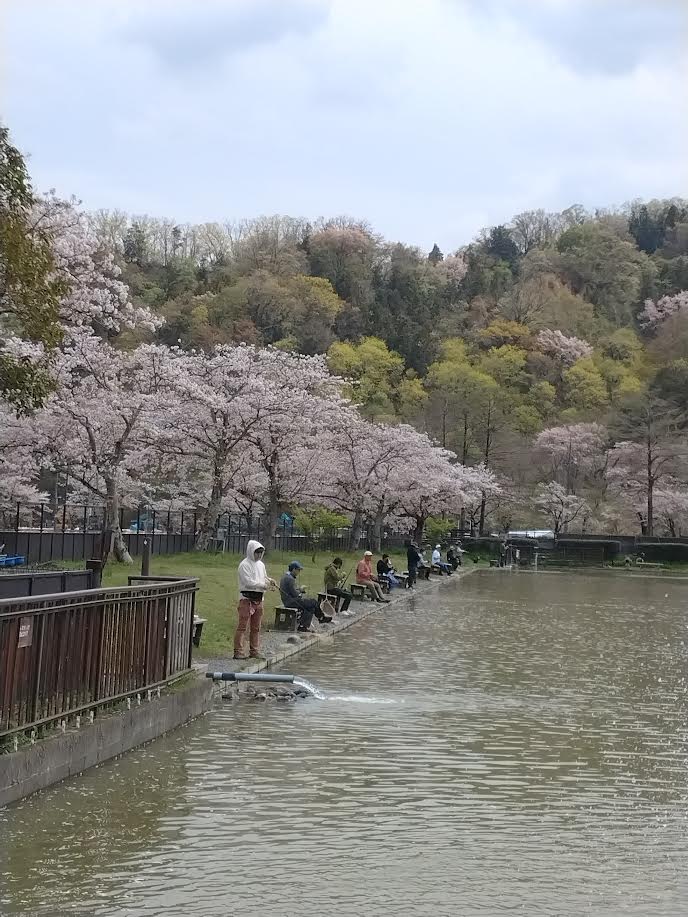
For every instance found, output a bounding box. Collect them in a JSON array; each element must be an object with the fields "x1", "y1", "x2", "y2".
[
  {"x1": 425, "y1": 515, "x2": 454, "y2": 545},
  {"x1": 563, "y1": 358, "x2": 609, "y2": 412},
  {"x1": 327, "y1": 336, "x2": 418, "y2": 420},
  {"x1": 293, "y1": 506, "x2": 349, "y2": 537},
  {"x1": 651, "y1": 359, "x2": 688, "y2": 413},
  {"x1": 557, "y1": 223, "x2": 656, "y2": 325},
  {"x1": 0, "y1": 125, "x2": 64, "y2": 410},
  {"x1": 480, "y1": 345, "x2": 528, "y2": 389},
  {"x1": 477, "y1": 320, "x2": 531, "y2": 350}
]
